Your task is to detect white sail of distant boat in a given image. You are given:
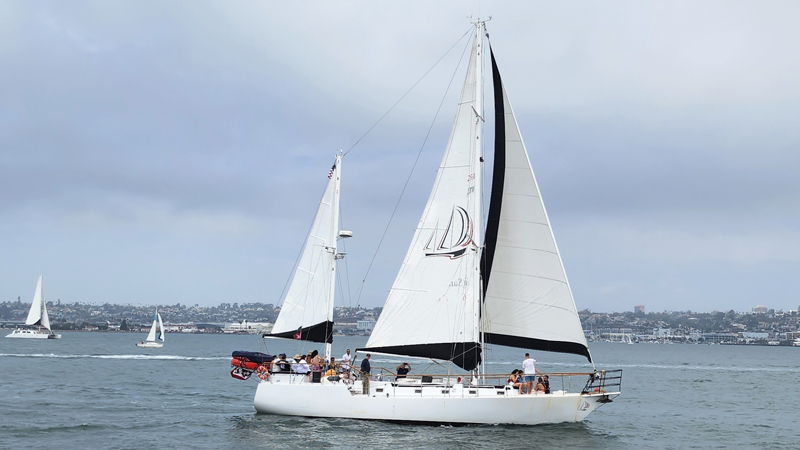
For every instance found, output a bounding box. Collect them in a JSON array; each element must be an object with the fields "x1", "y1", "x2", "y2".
[
  {"x1": 242, "y1": 20, "x2": 621, "y2": 425},
  {"x1": 136, "y1": 309, "x2": 165, "y2": 348},
  {"x1": 6, "y1": 275, "x2": 61, "y2": 339}
]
